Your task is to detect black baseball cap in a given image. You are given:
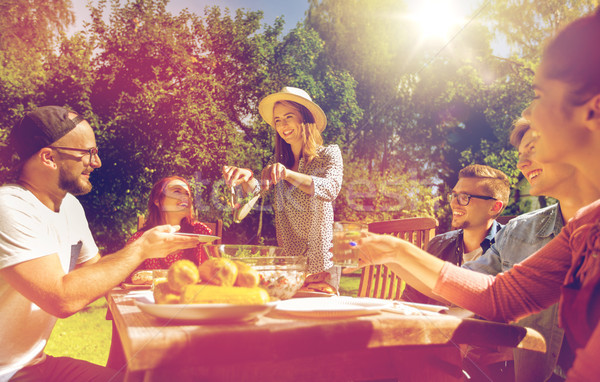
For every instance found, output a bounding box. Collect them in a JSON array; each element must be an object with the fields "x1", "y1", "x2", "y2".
[{"x1": 9, "y1": 106, "x2": 84, "y2": 161}]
